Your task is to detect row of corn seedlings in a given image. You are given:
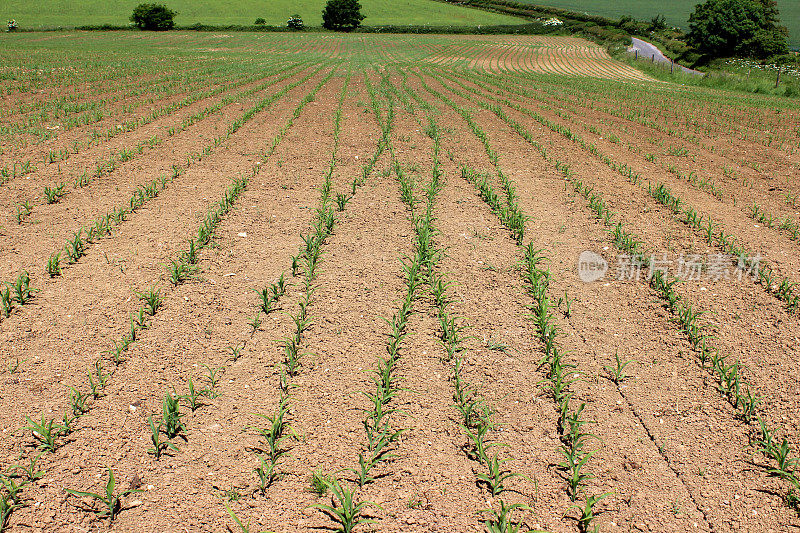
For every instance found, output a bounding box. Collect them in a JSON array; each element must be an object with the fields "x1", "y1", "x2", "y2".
[
  {"x1": 21, "y1": 60, "x2": 314, "y2": 216},
  {"x1": 34, "y1": 67, "x2": 266, "y2": 165},
  {"x1": 1, "y1": 64, "x2": 262, "y2": 168},
  {"x1": 568, "y1": 165, "x2": 800, "y2": 514},
  {"x1": 409, "y1": 72, "x2": 527, "y2": 245},
  {"x1": 299, "y1": 70, "x2": 399, "y2": 533},
  {"x1": 0, "y1": 65, "x2": 327, "y2": 324},
  {"x1": 407, "y1": 70, "x2": 600, "y2": 529},
  {"x1": 440, "y1": 70, "x2": 800, "y2": 314},
  {"x1": 9, "y1": 175, "x2": 249, "y2": 528},
  {"x1": 0, "y1": 160, "x2": 36, "y2": 184},
  {"x1": 445, "y1": 69, "x2": 800, "y2": 512},
  {"x1": 222, "y1": 70, "x2": 393, "y2": 532},
  {"x1": 3, "y1": 64, "x2": 211, "y2": 125},
  {"x1": 153, "y1": 69, "x2": 341, "y2": 480},
  {"x1": 749, "y1": 202, "x2": 800, "y2": 243},
  {"x1": 463, "y1": 166, "x2": 608, "y2": 532},
  {"x1": 1, "y1": 72, "x2": 338, "y2": 530},
  {"x1": 411, "y1": 70, "x2": 609, "y2": 529},
  {"x1": 396, "y1": 81, "x2": 533, "y2": 530}
]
